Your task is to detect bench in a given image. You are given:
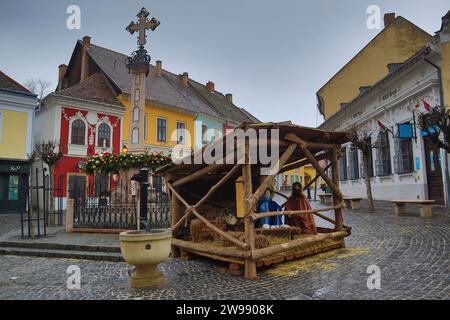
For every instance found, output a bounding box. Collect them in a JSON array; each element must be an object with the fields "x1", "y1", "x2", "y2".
[
  {"x1": 391, "y1": 200, "x2": 436, "y2": 218},
  {"x1": 343, "y1": 197, "x2": 362, "y2": 210},
  {"x1": 319, "y1": 193, "x2": 333, "y2": 205}
]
